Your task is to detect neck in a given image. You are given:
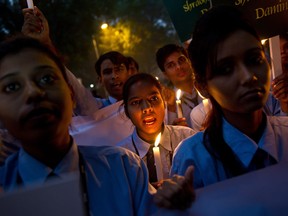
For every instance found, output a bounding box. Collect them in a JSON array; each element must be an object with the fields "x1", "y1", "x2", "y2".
[
  {"x1": 22, "y1": 133, "x2": 72, "y2": 169},
  {"x1": 223, "y1": 109, "x2": 264, "y2": 142},
  {"x1": 137, "y1": 125, "x2": 164, "y2": 145},
  {"x1": 174, "y1": 79, "x2": 194, "y2": 94}
]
